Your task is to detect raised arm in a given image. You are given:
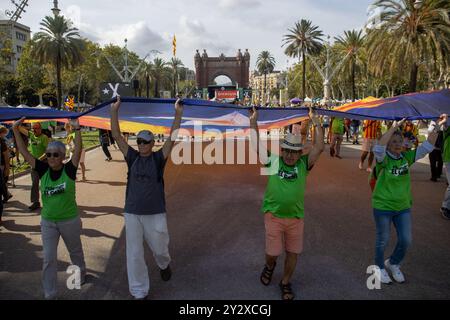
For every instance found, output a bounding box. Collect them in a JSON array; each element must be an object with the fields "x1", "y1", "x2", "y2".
[
  {"x1": 308, "y1": 107, "x2": 324, "y2": 169},
  {"x1": 377, "y1": 118, "x2": 406, "y2": 147},
  {"x1": 162, "y1": 99, "x2": 184, "y2": 160},
  {"x1": 110, "y1": 95, "x2": 131, "y2": 156},
  {"x1": 249, "y1": 106, "x2": 268, "y2": 165},
  {"x1": 12, "y1": 117, "x2": 36, "y2": 169},
  {"x1": 69, "y1": 119, "x2": 82, "y2": 167}
]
